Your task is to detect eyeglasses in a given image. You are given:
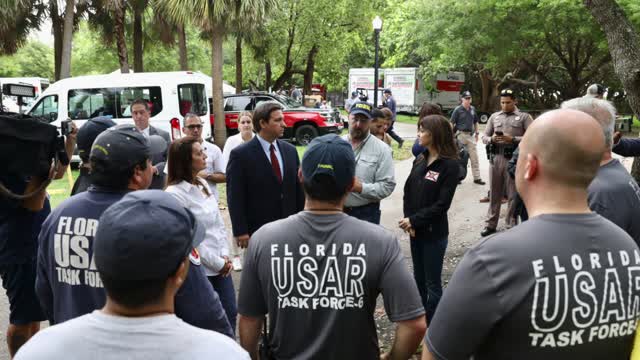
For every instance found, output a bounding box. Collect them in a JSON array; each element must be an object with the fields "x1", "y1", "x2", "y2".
[{"x1": 186, "y1": 124, "x2": 203, "y2": 130}]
